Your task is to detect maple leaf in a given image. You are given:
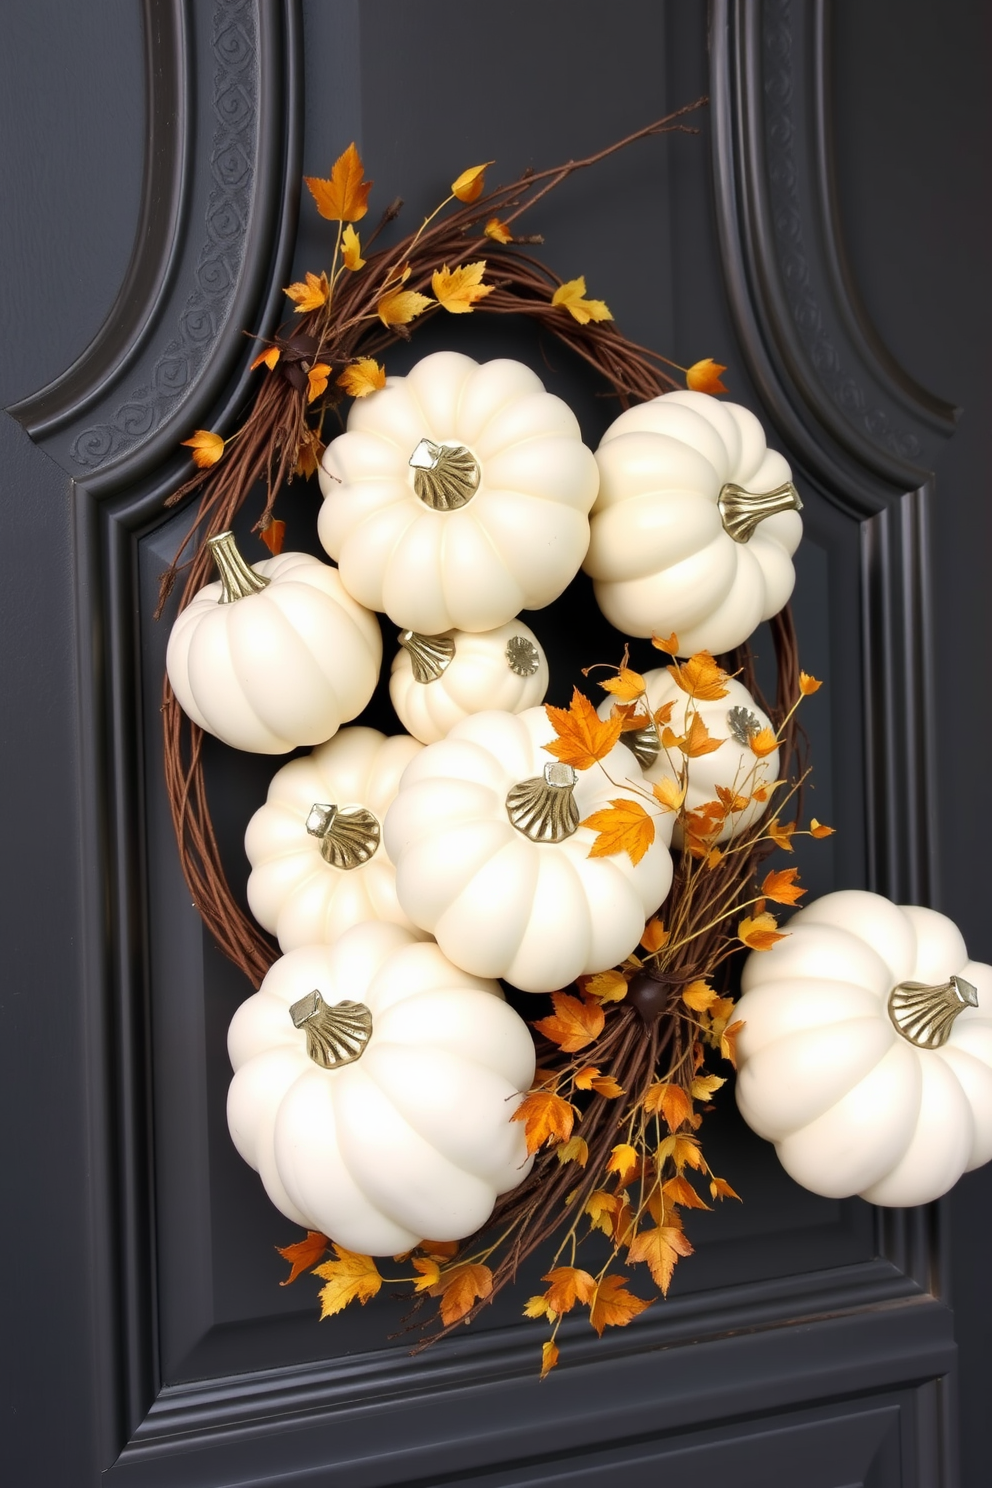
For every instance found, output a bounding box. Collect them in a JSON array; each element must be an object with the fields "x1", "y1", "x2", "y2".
[
  {"x1": 337, "y1": 358, "x2": 386, "y2": 398},
  {"x1": 590, "y1": 1274, "x2": 652, "y2": 1335},
  {"x1": 341, "y1": 223, "x2": 365, "y2": 271},
  {"x1": 600, "y1": 666, "x2": 646, "y2": 701},
  {"x1": 738, "y1": 912, "x2": 788, "y2": 952},
  {"x1": 284, "y1": 270, "x2": 329, "y2": 313},
  {"x1": 579, "y1": 969, "x2": 629, "y2": 1003},
  {"x1": 663, "y1": 1174, "x2": 711, "y2": 1210},
  {"x1": 593, "y1": 1074, "x2": 624, "y2": 1099},
  {"x1": 652, "y1": 776, "x2": 686, "y2": 813},
  {"x1": 574, "y1": 1065, "x2": 601, "y2": 1090},
  {"x1": 710, "y1": 1176, "x2": 742, "y2": 1202},
  {"x1": 681, "y1": 712, "x2": 723, "y2": 757},
  {"x1": 412, "y1": 1257, "x2": 440, "y2": 1292},
  {"x1": 644, "y1": 1082, "x2": 693, "y2": 1133},
  {"x1": 305, "y1": 142, "x2": 373, "y2": 221},
  {"x1": 640, "y1": 918, "x2": 669, "y2": 954},
  {"x1": 260, "y1": 519, "x2": 286, "y2": 556},
  {"x1": 431, "y1": 1262, "x2": 493, "y2": 1325},
  {"x1": 690, "y1": 1073, "x2": 726, "y2": 1100},
  {"x1": 685, "y1": 357, "x2": 729, "y2": 394},
  {"x1": 555, "y1": 1135, "x2": 589, "y2": 1167},
  {"x1": 540, "y1": 1339, "x2": 559, "y2": 1379},
  {"x1": 607, "y1": 1143, "x2": 640, "y2": 1186},
  {"x1": 524, "y1": 1294, "x2": 553, "y2": 1319},
  {"x1": 652, "y1": 631, "x2": 680, "y2": 655},
  {"x1": 181, "y1": 429, "x2": 224, "y2": 468},
  {"x1": 666, "y1": 652, "x2": 729, "y2": 700},
  {"x1": 810, "y1": 818, "x2": 836, "y2": 838},
  {"x1": 511, "y1": 1090, "x2": 575, "y2": 1152},
  {"x1": 277, "y1": 1230, "x2": 328, "y2": 1285},
  {"x1": 306, "y1": 362, "x2": 331, "y2": 403},
  {"x1": 749, "y1": 726, "x2": 779, "y2": 758},
  {"x1": 760, "y1": 866, "x2": 806, "y2": 906},
  {"x1": 543, "y1": 1266, "x2": 596, "y2": 1314},
  {"x1": 534, "y1": 991, "x2": 605, "y2": 1053},
  {"x1": 716, "y1": 785, "x2": 749, "y2": 814},
  {"x1": 767, "y1": 817, "x2": 796, "y2": 852},
  {"x1": 250, "y1": 345, "x2": 281, "y2": 371},
  {"x1": 584, "y1": 1190, "x2": 619, "y2": 1235},
  {"x1": 551, "y1": 276, "x2": 613, "y2": 325},
  {"x1": 720, "y1": 1019, "x2": 745, "y2": 1067},
  {"x1": 451, "y1": 161, "x2": 494, "y2": 202},
  {"x1": 294, "y1": 426, "x2": 325, "y2": 479},
  {"x1": 485, "y1": 217, "x2": 512, "y2": 243},
  {"x1": 377, "y1": 286, "x2": 434, "y2": 327},
  {"x1": 581, "y1": 798, "x2": 655, "y2": 867},
  {"x1": 544, "y1": 689, "x2": 622, "y2": 770},
  {"x1": 313, "y1": 1246, "x2": 382, "y2": 1318},
  {"x1": 799, "y1": 671, "x2": 822, "y2": 695},
  {"x1": 432, "y1": 261, "x2": 494, "y2": 314},
  {"x1": 682, "y1": 980, "x2": 717, "y2": 1012},
  {"x1": 627, "y1": 1224, "x2": 694, "y2": 1294}
]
